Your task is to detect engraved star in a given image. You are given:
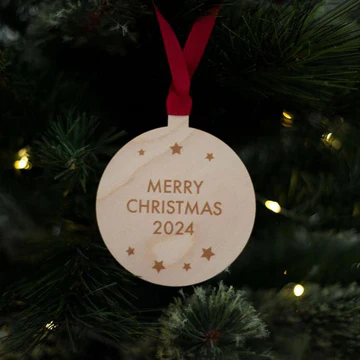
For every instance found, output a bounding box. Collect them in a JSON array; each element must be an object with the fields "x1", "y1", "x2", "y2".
[
  {"x1": 206, "y1": 153, "x2": 214, "y2": 161},
  {"x1": 152, "y1": 260, "x2": 166, "y2": 273},
  {"x1": 183, "y1": 263, "x2": 191, "y2": 271},
  {"x1": 138, "y1": 149, "x2": 145, "y2": 156},
  {"x1": 170, "y1": 142, "x2": 183, "y2": 155},
  {"x1": 126, "y1": 247, "x2": 135, "y2": 256},
  {"x1": 201, "y1": 247, "x2": 215, "y2": 261}
]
